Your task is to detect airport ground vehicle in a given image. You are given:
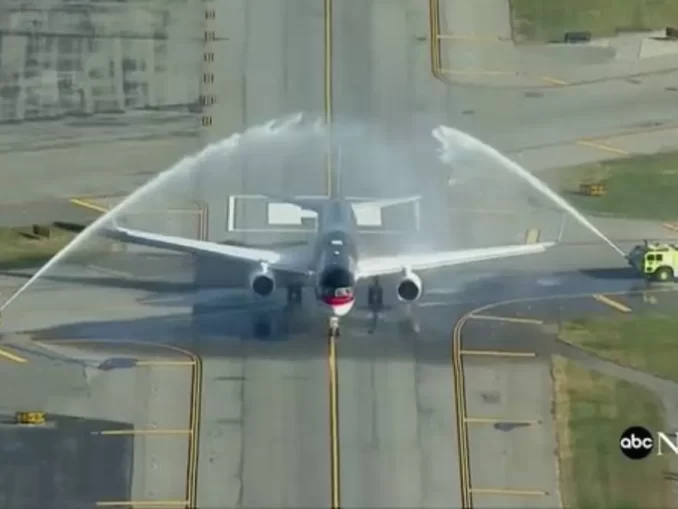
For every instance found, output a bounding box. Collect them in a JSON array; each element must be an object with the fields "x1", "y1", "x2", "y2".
[{"x1": 627, "y1": 241, "x2": 678, "y2": 282}]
